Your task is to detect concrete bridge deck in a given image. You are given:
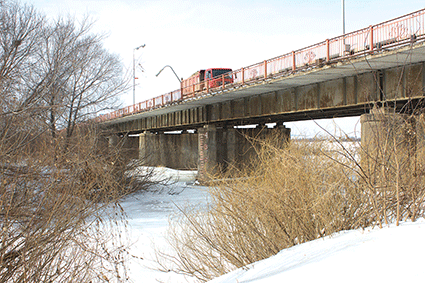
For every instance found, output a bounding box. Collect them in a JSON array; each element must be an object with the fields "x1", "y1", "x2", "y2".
[{"x1": 107, "y1": 41, "x2": 425, "y2": 134}]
